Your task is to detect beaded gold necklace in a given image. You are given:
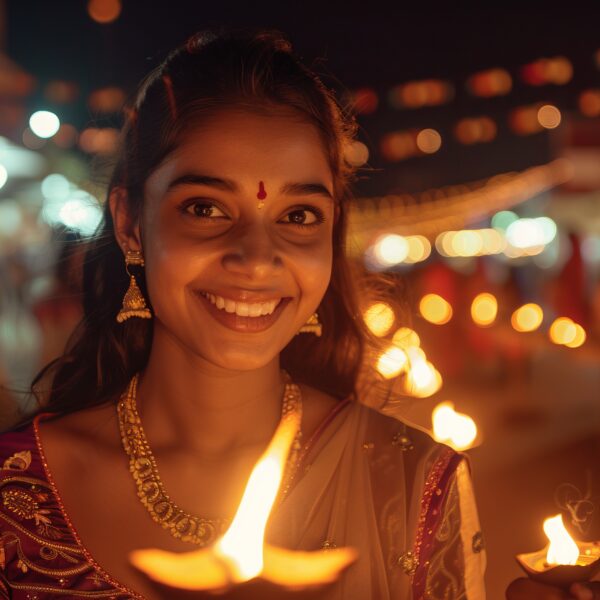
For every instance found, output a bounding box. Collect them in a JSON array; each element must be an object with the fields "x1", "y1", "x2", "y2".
[{"x1": 117, "y1": 370, "x2": 303, "y2": 547}]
